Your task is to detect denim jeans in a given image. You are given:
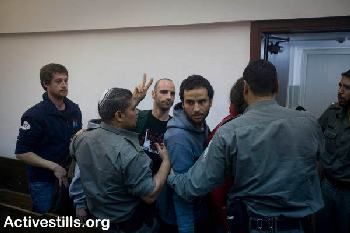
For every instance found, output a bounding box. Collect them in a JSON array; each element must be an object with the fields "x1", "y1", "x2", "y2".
[
  {"x1": 315, "y1": 179, "x2": 350, "y2": 233},
  {"x1": 29, "y1": 181, "x2": 54, "y2": 213}
]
